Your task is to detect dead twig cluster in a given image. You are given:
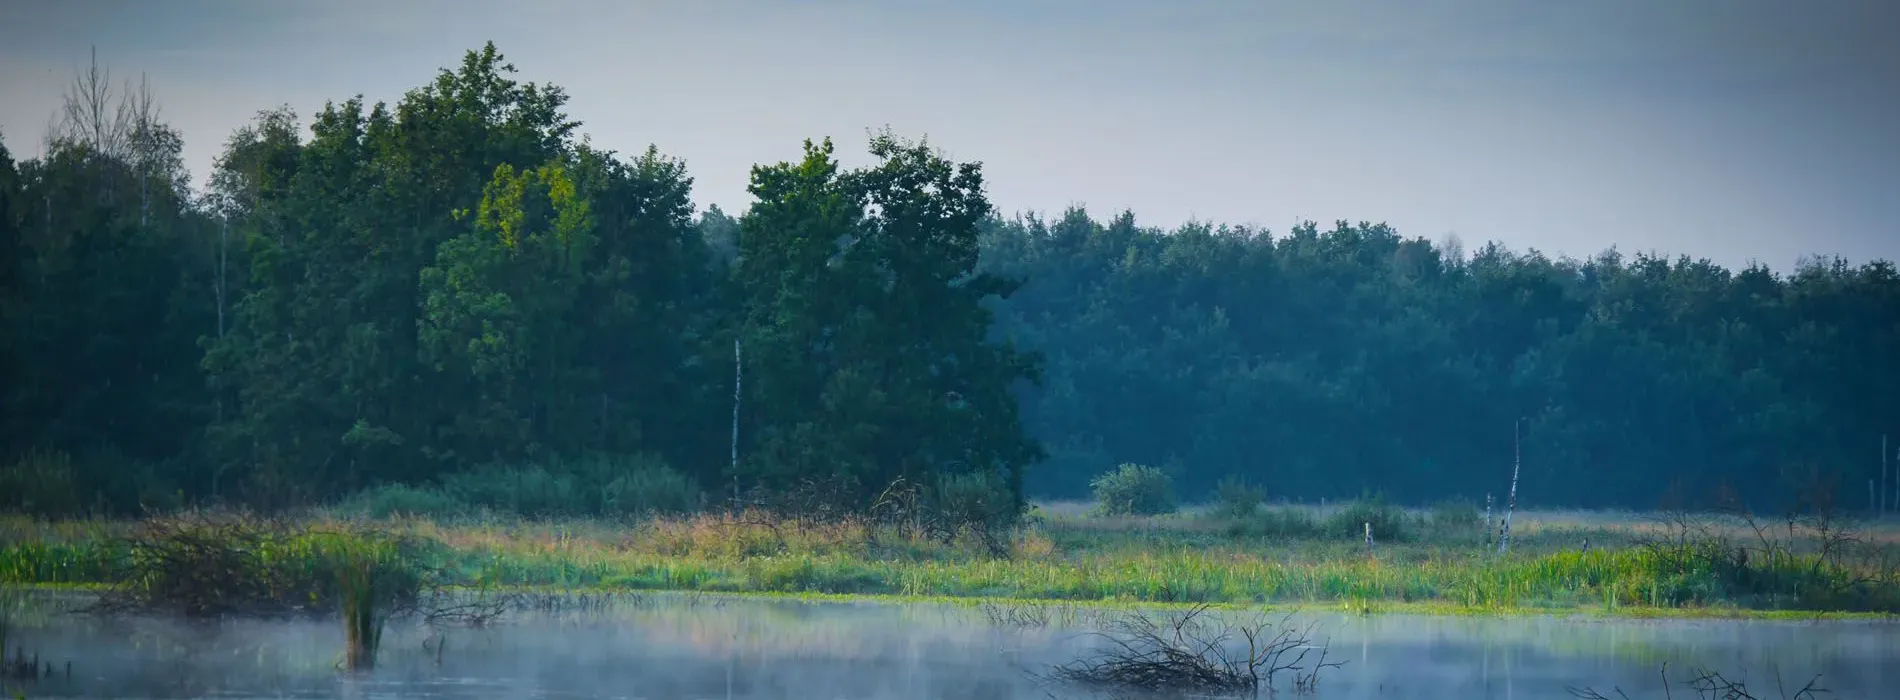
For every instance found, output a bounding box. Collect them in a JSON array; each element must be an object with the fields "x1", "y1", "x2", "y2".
[
  {"x1": 415, "y1": 587, "x2": 517, "y2": 628},
  {"x1": 1036, "y1": 604, "x2": 1342, "y2": 697},
  {"x1": 715, "y1": 473, "x2": 1024, "y2": 559},
  {"x1": 512, "y1": 589, "x2": 636, "y2": 616},
  {"x1": 412, "y1": 587, "x2": 640, "y2": 629},
  {"x1": 80, "y1": 510, "x2": 427, "y2": 620},
  {"x1": 1568, "y1": 662, "x2": 1831, "y2": 700},
  {"x1": 980, "y1": 600, "x2": 1055, "y2": 630},
  {"x1": 83, "y1": 512, "x2": 312, "y2": 618},
  {"x1": 977, "y1": 600, "x2": 1094, "y2": 630},
  {"x1": 869, "y1": 474, "x2": 1018, "y2": 558}
]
